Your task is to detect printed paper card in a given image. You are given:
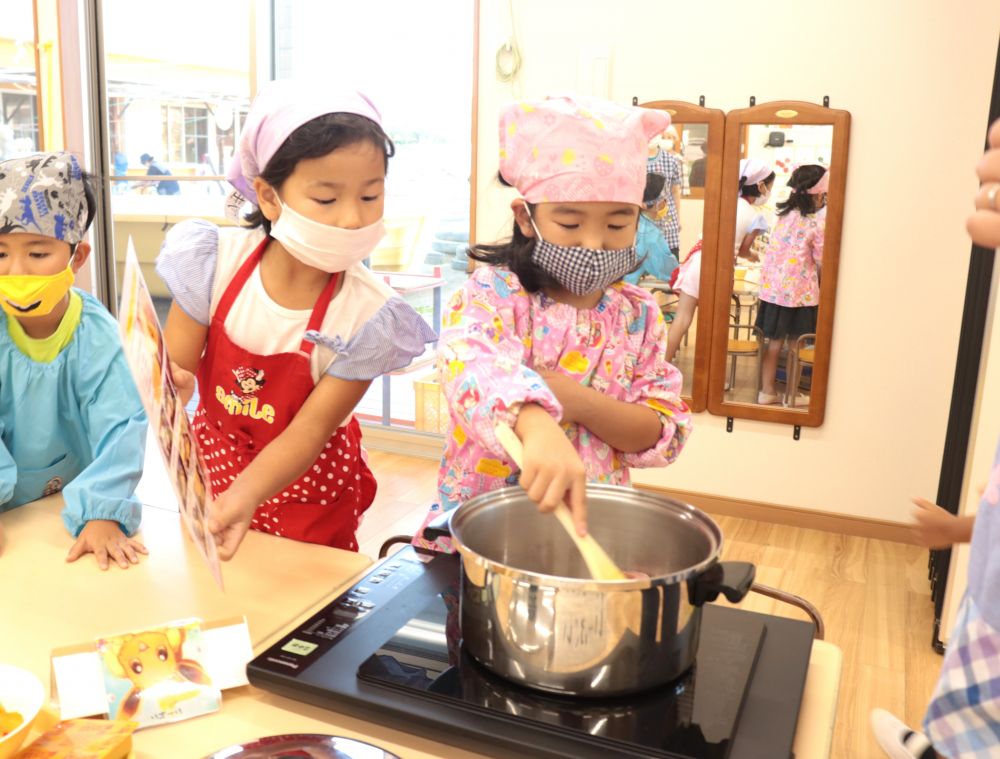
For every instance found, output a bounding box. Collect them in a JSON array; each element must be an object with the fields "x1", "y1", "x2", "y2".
[
  {"x1": 117, "y1": 239, "x2": 223, "y2": 588},
  {"x1": 96, "y1": 620, "x2": 220, "y2": 728}
]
